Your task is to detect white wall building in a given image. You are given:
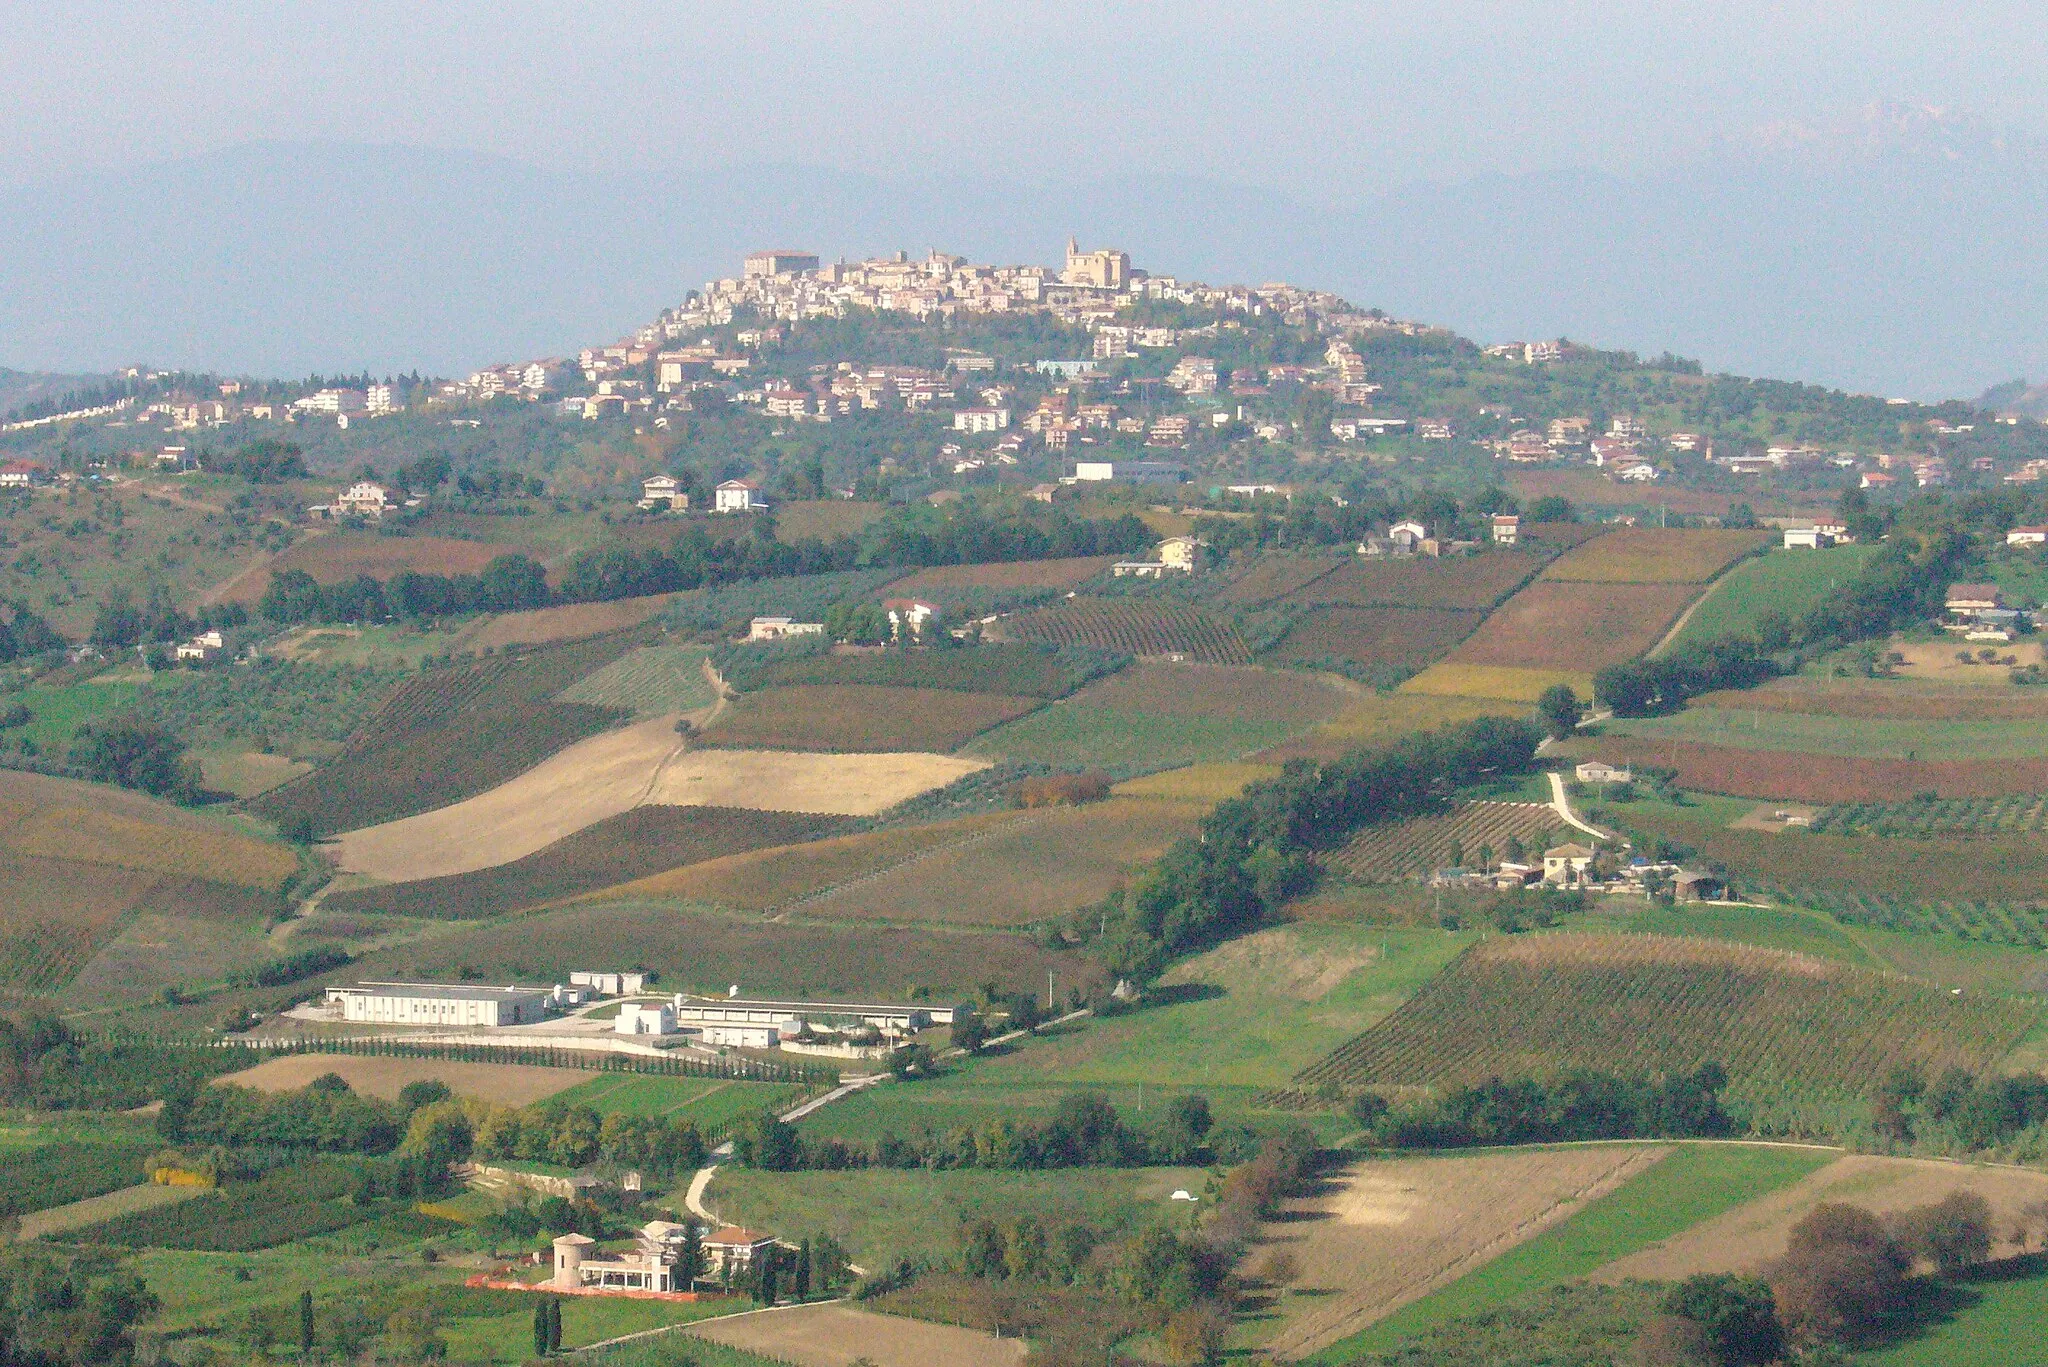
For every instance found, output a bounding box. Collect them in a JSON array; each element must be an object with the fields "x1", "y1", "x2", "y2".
[
  {"x1": 714, "y1": 479, "x2": 762, "y2": 513},
  {"x1": 326, "y1": 982, "x2": 551, "y2": 1027}
]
